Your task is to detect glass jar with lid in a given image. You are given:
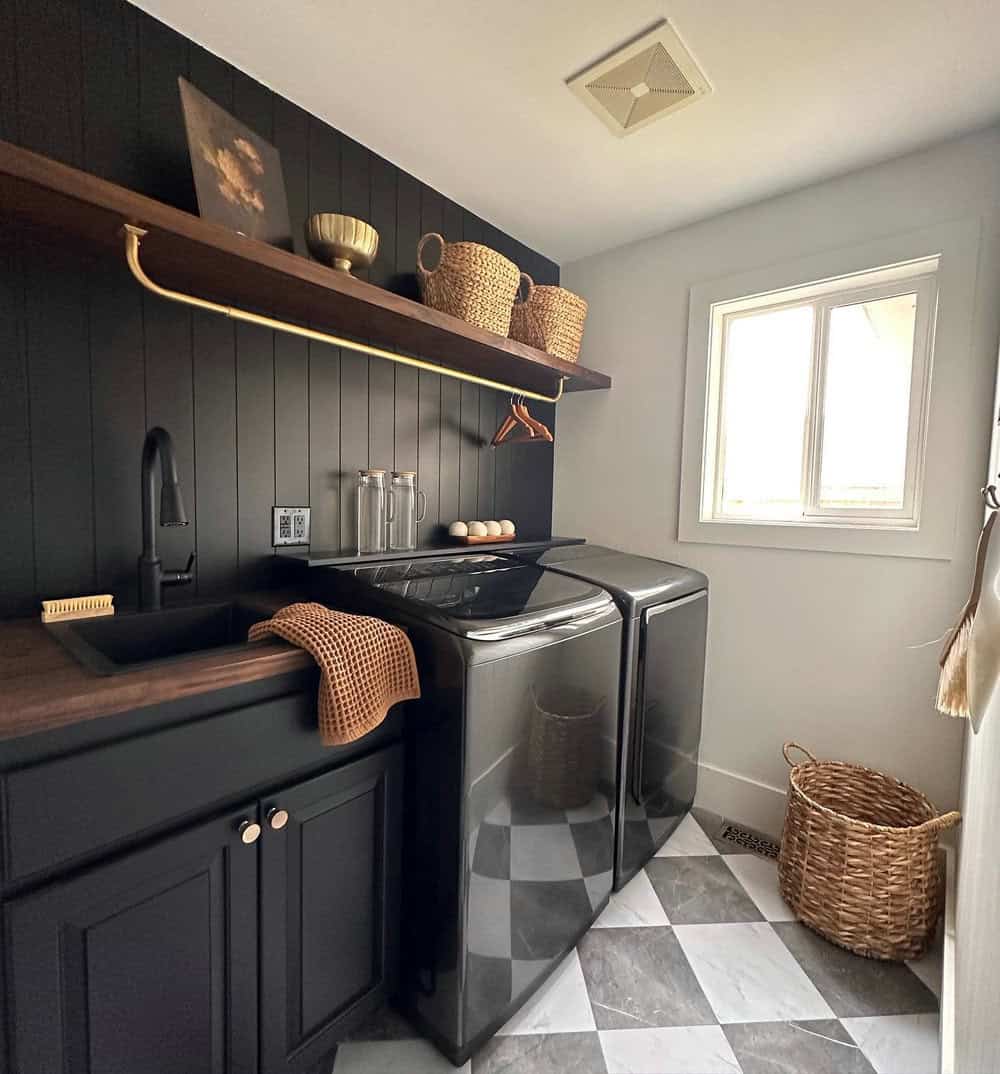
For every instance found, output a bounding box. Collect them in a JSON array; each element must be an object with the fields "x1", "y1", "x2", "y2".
[
  {"x1": 388, "y1": 471, "x2": 427, "y2": 552},
  {"x1": 356, "y1": 469, "x2": 388, "y2": 555}
]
